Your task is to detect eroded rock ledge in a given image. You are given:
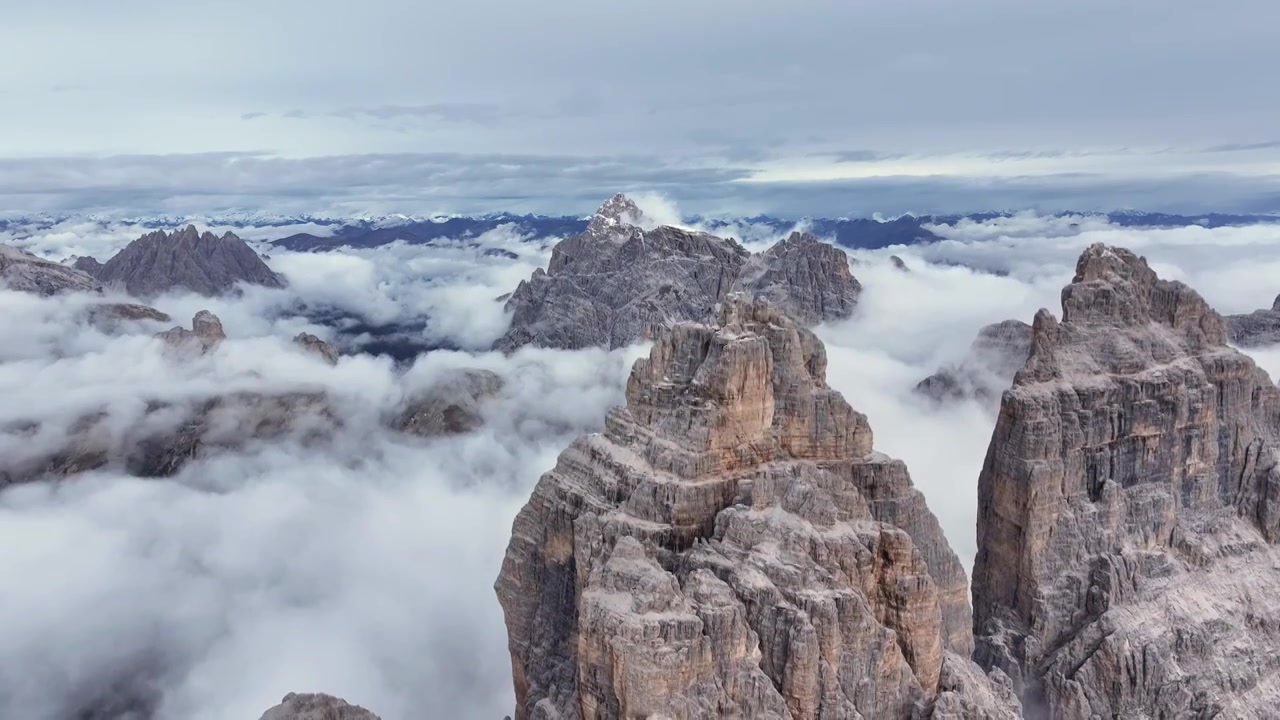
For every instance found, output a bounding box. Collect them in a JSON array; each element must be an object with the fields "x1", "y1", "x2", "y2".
[
  {"x1": 496, "y1": 296, "x2": 1019, "y2": 719},
  {"x1": 972, "y1": 243, "x2": 1280, "y2": 717}
]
